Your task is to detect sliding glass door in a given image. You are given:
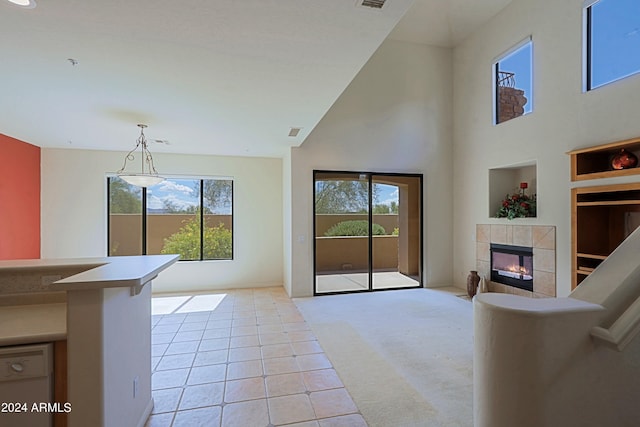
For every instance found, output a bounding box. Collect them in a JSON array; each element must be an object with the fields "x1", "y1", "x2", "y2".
[
  {"x1": 314, "y1": 171, "x2": 422, "y2": 295},
  {"x1": 314, "y1": 172, "x2": 370, "y2": 293},
  {"x1": 371, "y1": 175, "x2": 422, "y2": 290}
]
